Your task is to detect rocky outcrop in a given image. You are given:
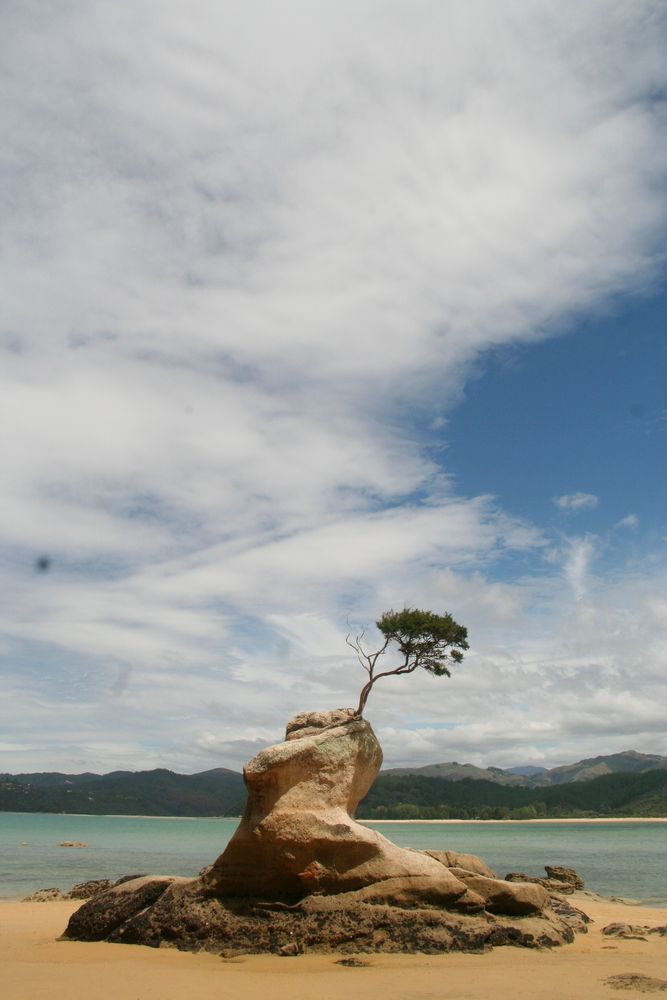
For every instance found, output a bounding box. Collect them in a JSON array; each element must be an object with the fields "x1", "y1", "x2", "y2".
[
  {"x1": 23, "y1": 877, "x2": 126, "y2": 903},
  {"x1": 448, "y1": 869, "x2": 548, "y2": 916},
  {"x1": 544, "y1": 865, "x2": 585, "y2": 890},
  {"x1": 425, "y1": 850, "x2": 497, "y2": 878},
  {"x1": 63, "y1": 708, "x2": 587, "y2": 955},
  {"x1": 204, "y1": 708, "x2": 468, "y2": 905},
  {"x1": 23, "y1": 887, "x2": 65, "y2": 902},
  {"x1": 602, "y1": 922, "x2": 667, "y2": 940},
  {"x1": 63, "y1": 872, "x2": 581, "y2": 954},
  {"x1": 506, "y1": 865, "x2": 585, "y2": 895}
]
